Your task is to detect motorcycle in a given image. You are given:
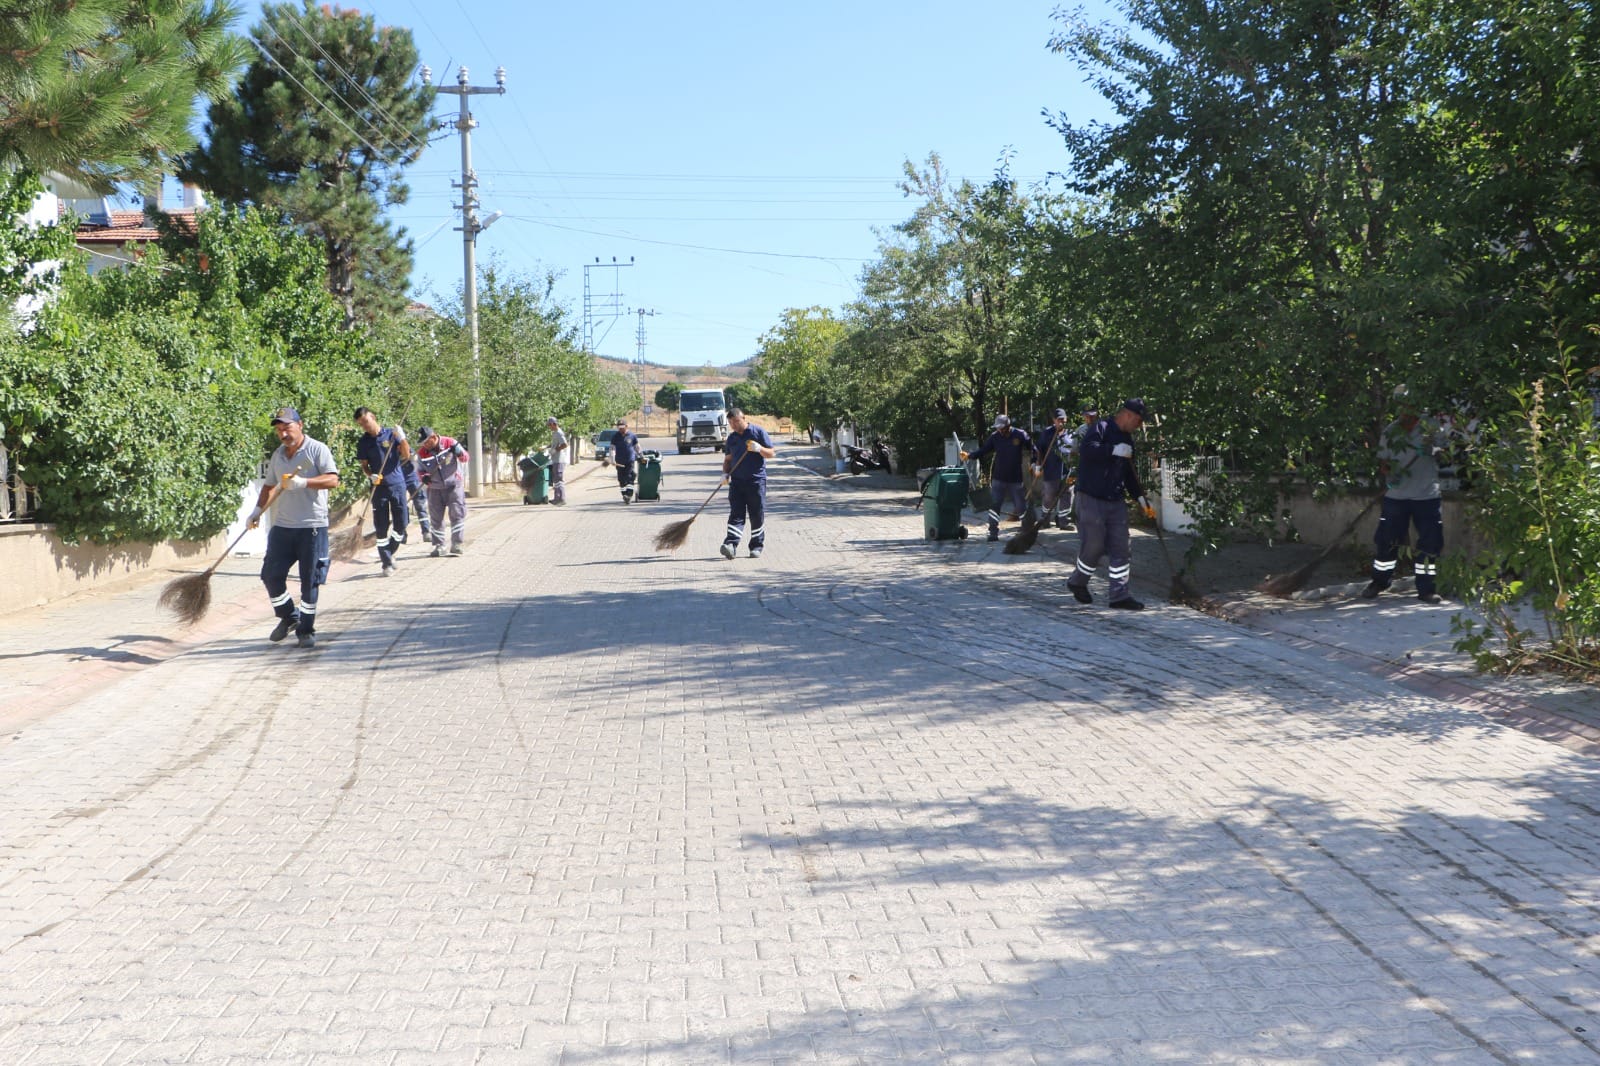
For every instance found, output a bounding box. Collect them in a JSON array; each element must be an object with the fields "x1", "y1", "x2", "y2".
[{"x1": 845, "y1": 440, "x2": 891, "y2": 475}]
